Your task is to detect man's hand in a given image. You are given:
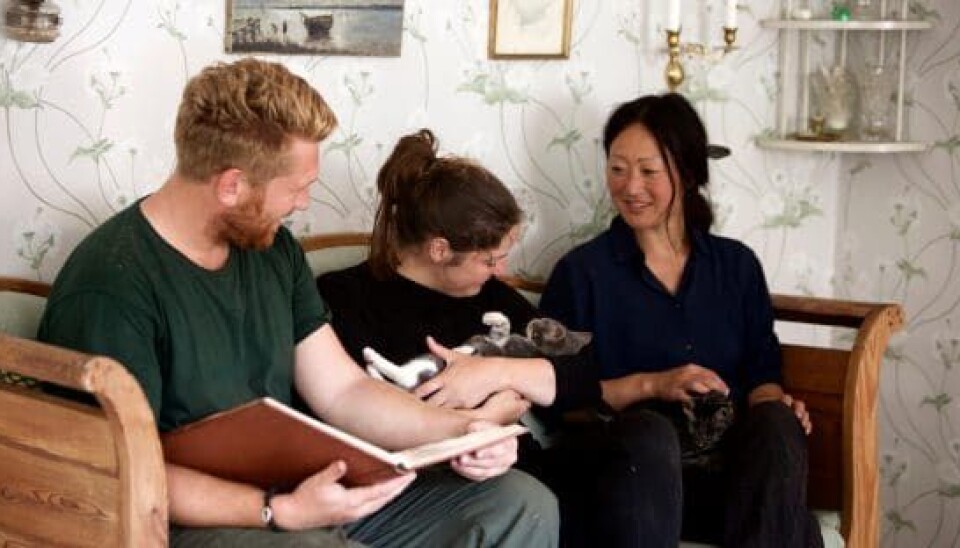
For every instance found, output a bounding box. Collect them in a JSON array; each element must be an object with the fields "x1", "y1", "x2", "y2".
[
  {"x1": 654, "y1": 364, "x2": 729, "y2": 402},
  {"x1": 450, "y1": 421, "x2": 518, "y2": 481},
  {"x1": 462, "y1": 389, "x2": 531, "y2": 424},
  {"x1": 414, "y1": 337, "x2": 505, "y2": 408},
  {"x1": 272, "y1": 461, "x2": 416, "y2": 530}
]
